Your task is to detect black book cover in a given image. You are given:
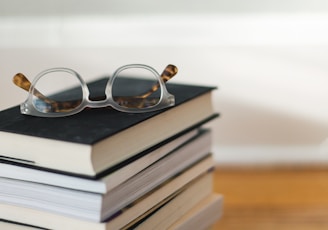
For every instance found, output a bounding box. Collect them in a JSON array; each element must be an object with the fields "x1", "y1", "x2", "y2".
[{"x1": 0, "y1": 78, "x2": 217, "y2": 145}]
